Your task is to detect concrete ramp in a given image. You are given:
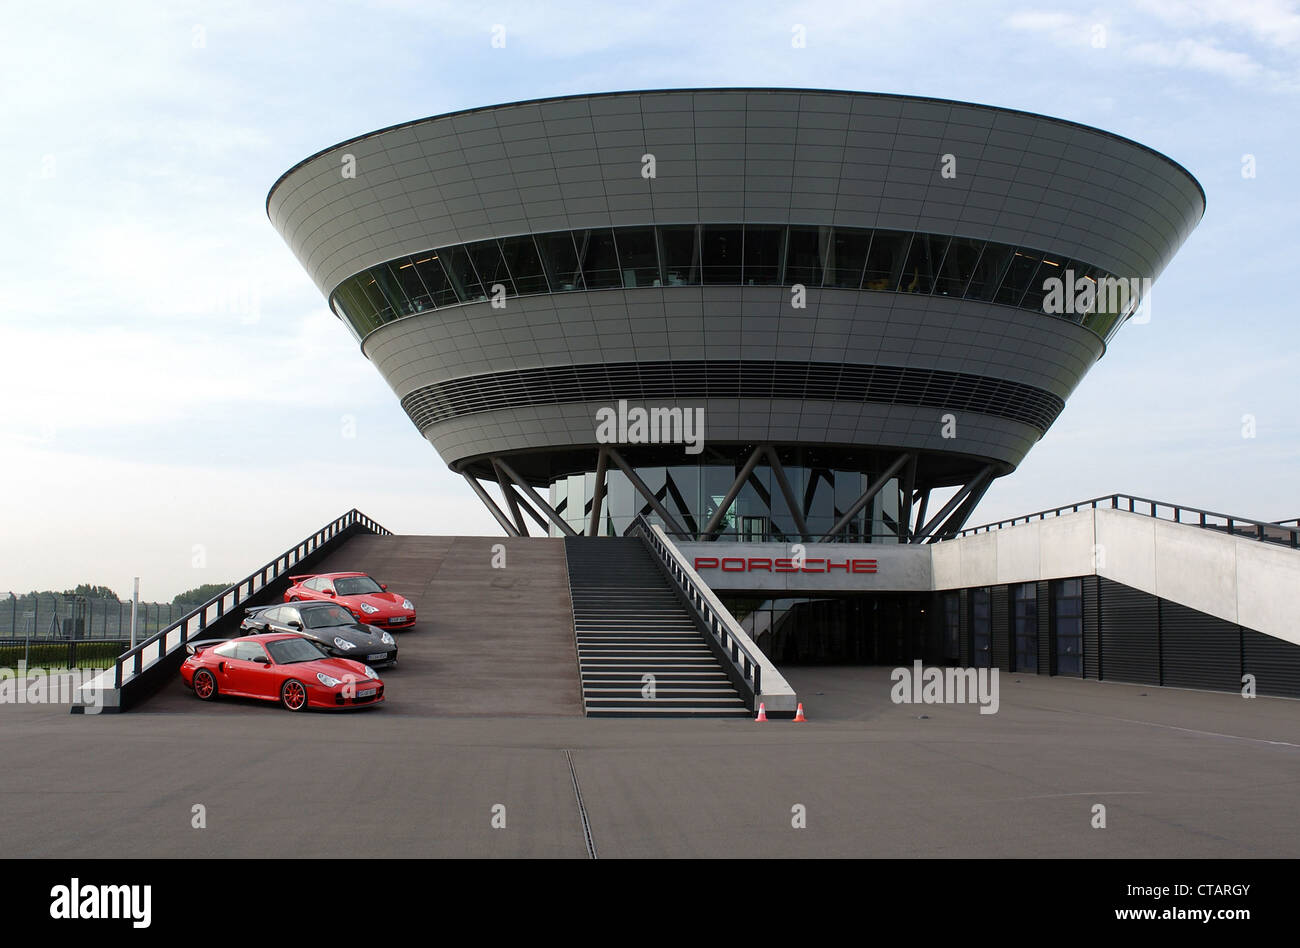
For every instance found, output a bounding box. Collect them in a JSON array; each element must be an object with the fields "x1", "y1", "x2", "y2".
[{"x1": 143, "y1": 535, "x2": 582, "y2": 716}]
